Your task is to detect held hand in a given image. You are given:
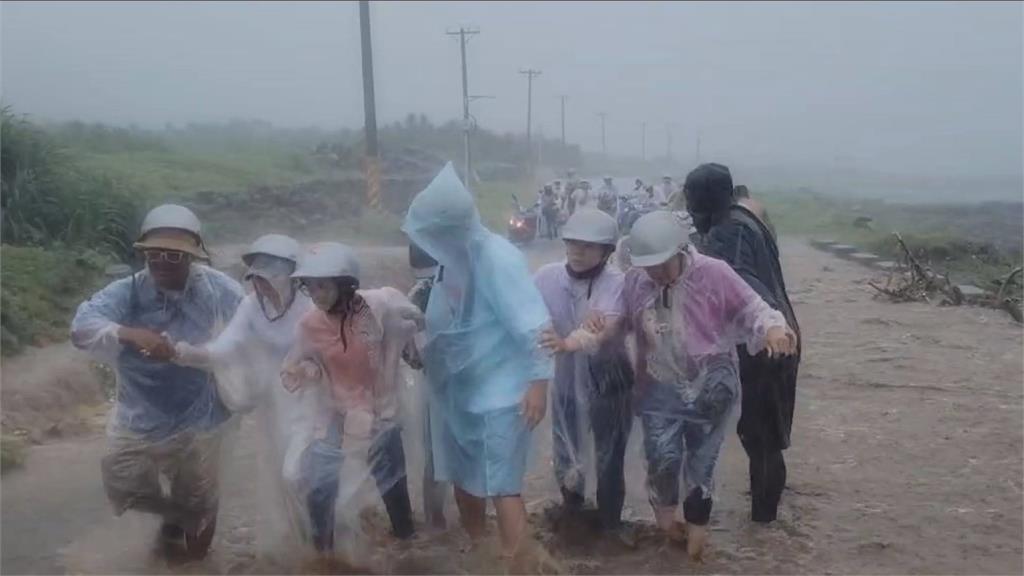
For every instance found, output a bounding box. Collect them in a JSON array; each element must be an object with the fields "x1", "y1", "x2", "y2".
[
  {"x1": 765, "y1": 326, "x2": 797, "y2": 358},
  {"x1": 172, "y1": 342, "x2": 210, "y2": 367},
  {"x1": 280, "y1": 368, "x2": 303, "y2": 393},
  {"x1": 120, "y1": 327, "x2": 174, "y2": 361},
  {"x1": 520, "y1": 380, "x2": 548, "y2": 429},
  {"x1": 582, "y1": 312, "x2": 607, "y2": 335},
  {"x1": 281, "y1": 359, "x2": 320, "y2": 392},
  {"x1": 539, "y1": 329, "x2": 570, "y2": 355}
]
